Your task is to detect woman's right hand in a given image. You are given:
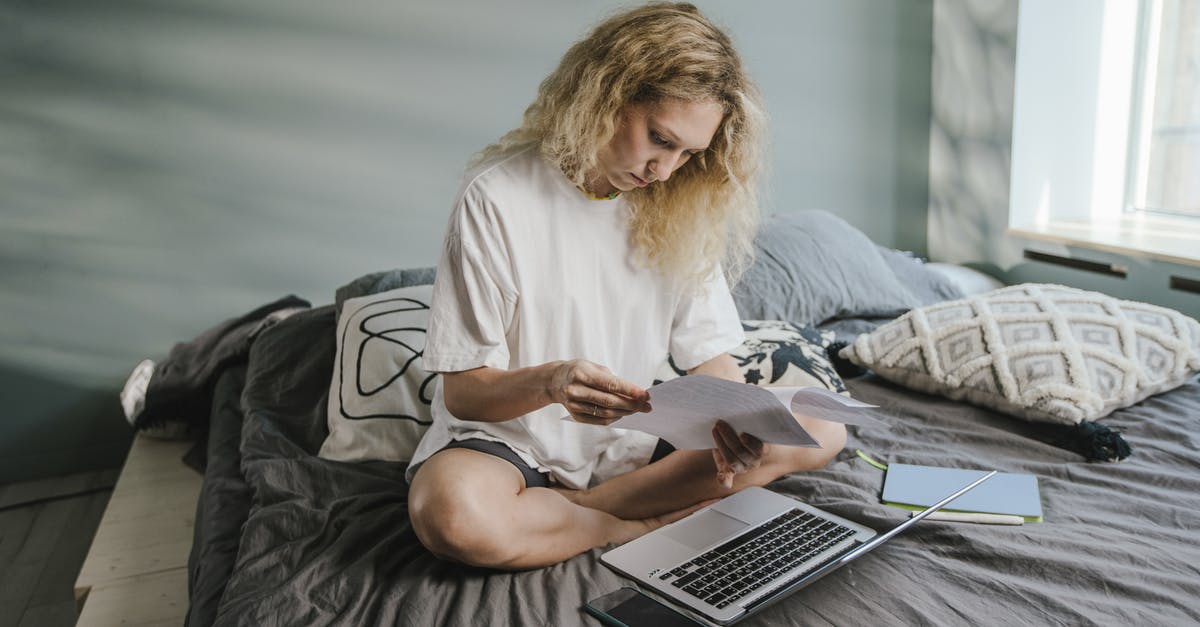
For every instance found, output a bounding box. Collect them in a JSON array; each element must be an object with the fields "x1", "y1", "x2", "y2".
[{"x1": 548, "y1": 360, "x2": 652, "y2": 426}]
